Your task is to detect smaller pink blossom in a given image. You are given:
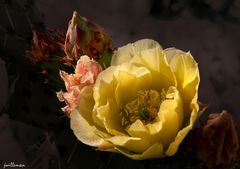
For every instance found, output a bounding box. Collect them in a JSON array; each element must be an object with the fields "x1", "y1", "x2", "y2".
[{"x1": 57, "y1": 55, "x2": 102, "y2": 115}]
